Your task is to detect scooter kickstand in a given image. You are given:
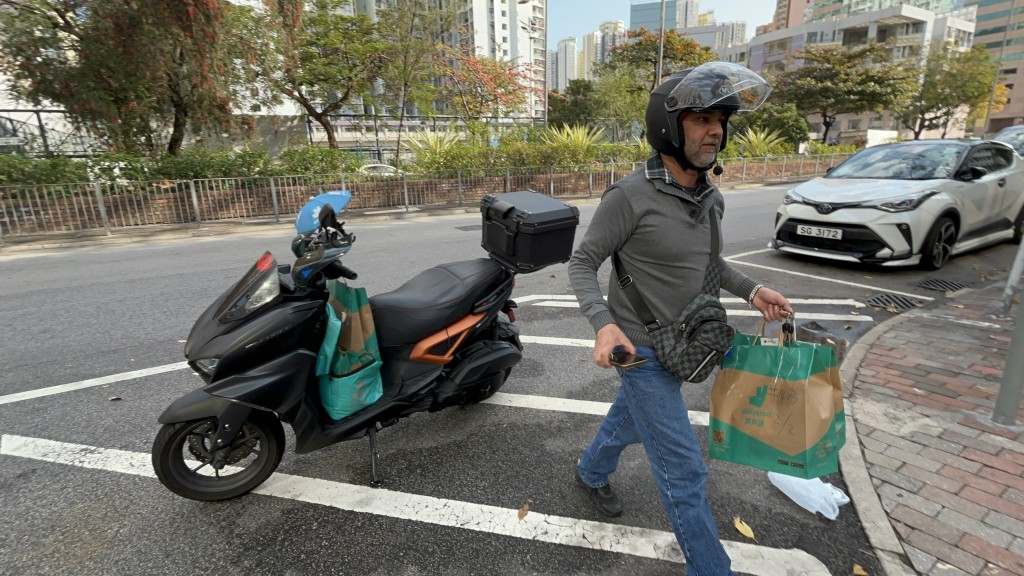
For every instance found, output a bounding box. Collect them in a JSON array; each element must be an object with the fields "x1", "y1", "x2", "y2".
[{"x1": 367, "y1": 424, "x2": 383, "y2": 487}]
